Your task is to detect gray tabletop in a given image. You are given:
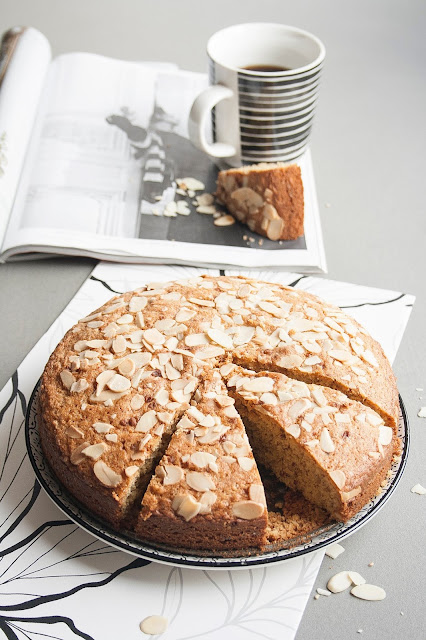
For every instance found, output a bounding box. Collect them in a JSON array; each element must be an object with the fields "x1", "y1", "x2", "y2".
[{"x1": 1, "y1": 1, "x2": 425, "y2": 638}]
